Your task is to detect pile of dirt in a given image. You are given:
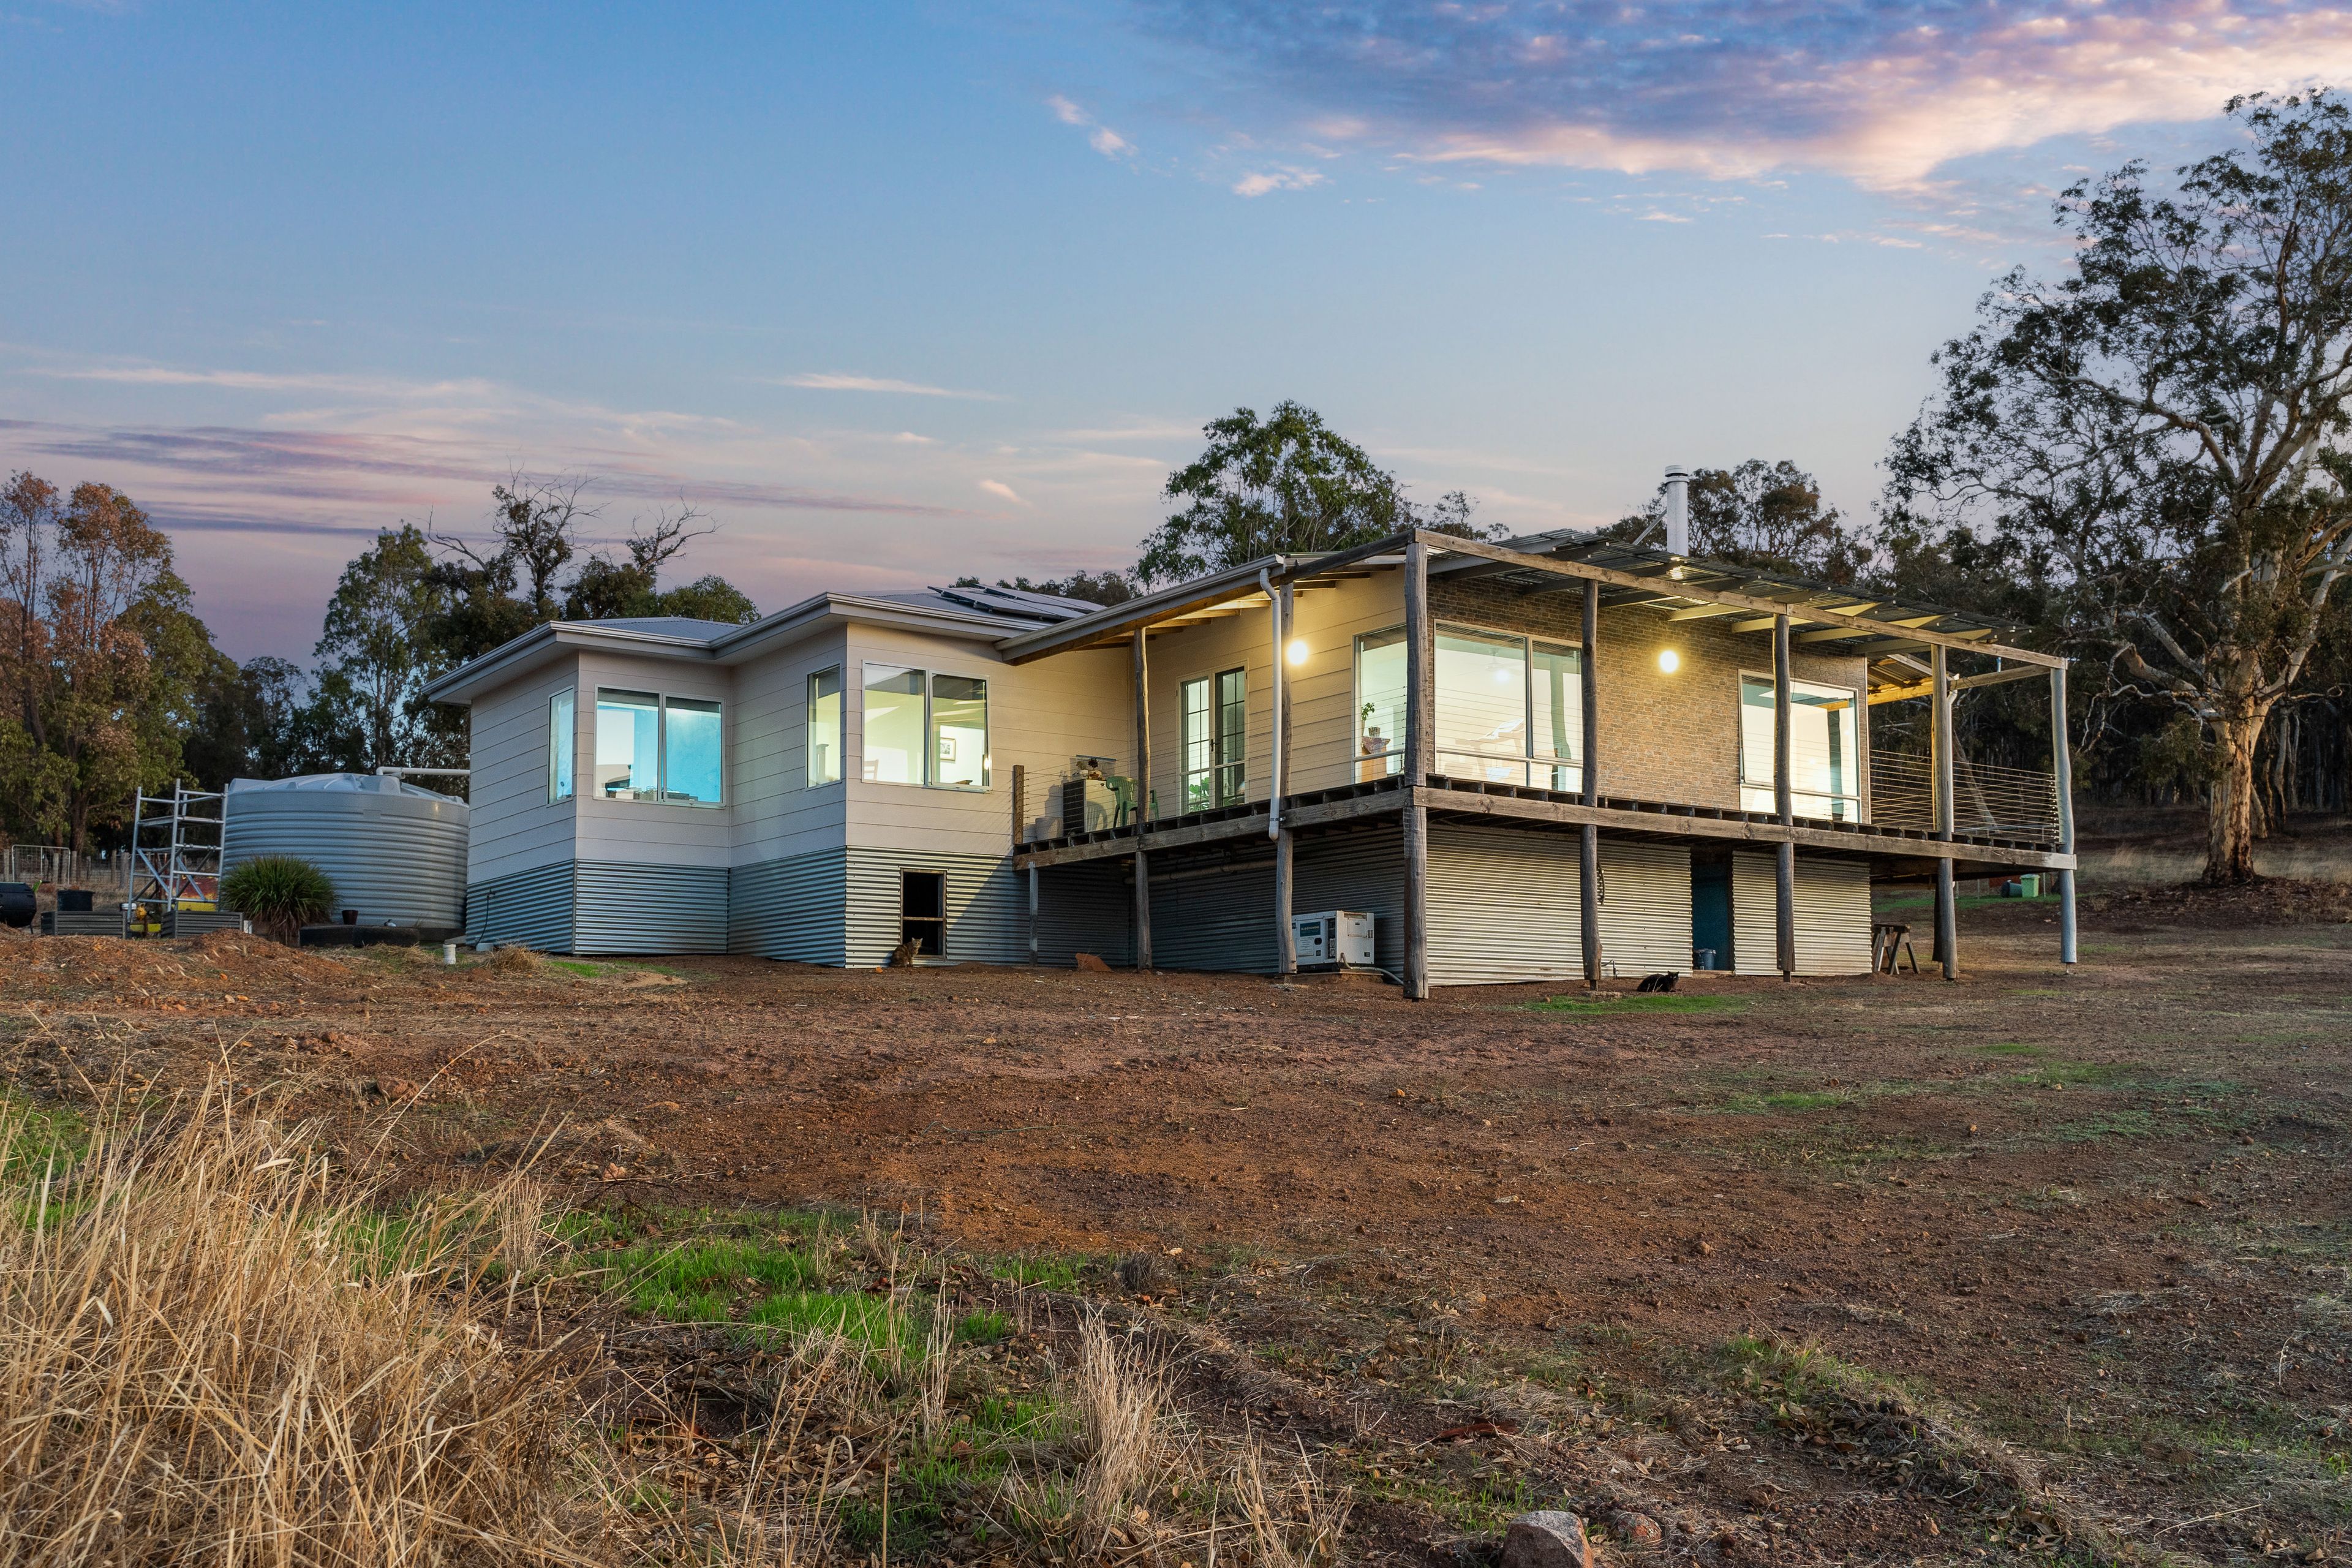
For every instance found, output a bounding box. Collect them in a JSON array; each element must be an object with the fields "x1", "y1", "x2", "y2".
[{"x1": 2089, "y1": 876, "x2": 2352, "y2": 927}]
